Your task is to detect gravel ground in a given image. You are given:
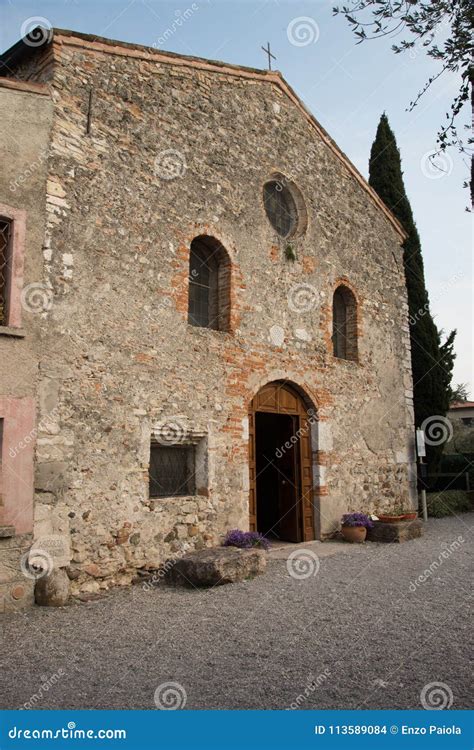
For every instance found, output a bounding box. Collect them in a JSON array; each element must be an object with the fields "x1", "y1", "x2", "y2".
[{"x1": 1, "y1": 514, "x2": 472, "y2": 710}]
